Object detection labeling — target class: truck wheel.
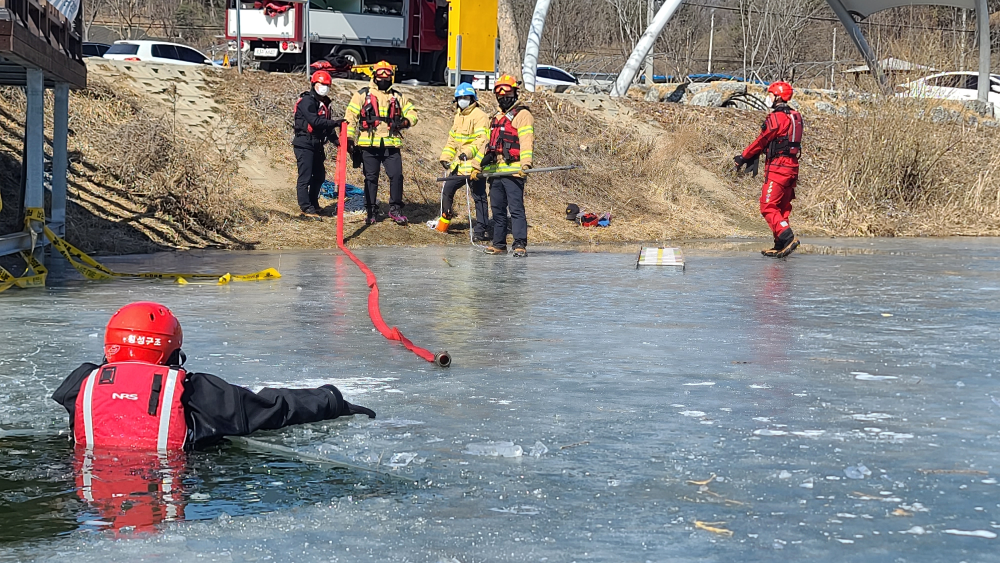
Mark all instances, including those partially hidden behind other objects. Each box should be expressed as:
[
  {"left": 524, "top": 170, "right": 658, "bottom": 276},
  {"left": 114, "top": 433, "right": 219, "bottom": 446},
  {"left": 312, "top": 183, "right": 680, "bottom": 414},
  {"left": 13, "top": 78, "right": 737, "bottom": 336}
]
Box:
[
  {"left": 336, "top": 48, "right": 365, "bottom": 66},
  {"left": 433, "top": 53, "right": 447, "bottom": 85}
]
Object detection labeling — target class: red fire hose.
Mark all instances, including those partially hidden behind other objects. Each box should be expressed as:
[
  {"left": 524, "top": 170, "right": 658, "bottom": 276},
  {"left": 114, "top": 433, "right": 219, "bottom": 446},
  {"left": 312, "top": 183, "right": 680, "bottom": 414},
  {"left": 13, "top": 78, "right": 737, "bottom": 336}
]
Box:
[{"left": 333, "top": 123, "right": 451, "bottom": 367}]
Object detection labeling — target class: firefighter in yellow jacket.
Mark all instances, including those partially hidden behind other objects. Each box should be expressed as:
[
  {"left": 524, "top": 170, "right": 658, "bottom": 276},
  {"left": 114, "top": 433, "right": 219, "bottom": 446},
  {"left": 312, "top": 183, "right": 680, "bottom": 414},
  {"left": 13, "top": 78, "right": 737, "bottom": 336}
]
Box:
[
  {"left": 436, "top": 82, "right": 490, "bottom": 240},
  {"left": 474, "top": 74, "right": 533, "bottom": 257},
  {"left": 345, "top": 61, "right": 418, "bottom": 225}
]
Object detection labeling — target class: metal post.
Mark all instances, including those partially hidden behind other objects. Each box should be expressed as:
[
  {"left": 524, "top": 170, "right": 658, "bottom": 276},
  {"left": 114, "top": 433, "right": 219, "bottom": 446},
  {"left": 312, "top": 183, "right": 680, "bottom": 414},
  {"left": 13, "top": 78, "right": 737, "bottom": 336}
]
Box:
[
  {"left": 25, "top": 69, "right": 44, "bottom": 217},
  {"left": 612, "top": 0, "right": 684, "bottom": 97},
  {"left": 826, "top": 0, "right": 887, "bottom": 94},
  {"left": 51, "top": 84, "right": 69, "bottom": 239},
  {"left": 521, "top": 0, "right": 552, "bottom": 92},
  {"left": 455, "top": 34, "right": 462, "bottom": 87},
  {"left": 707, "top": 10, "right": 715, "bottom": 74},
  {"left": 304, "top": 0, "right": 311, "bottom": 72},
  {"left": 236, "top": 0, "right": 243, "bottom": 74},
  {"left": 976, "top": 0, "right": 989, "bottom": 105},
  {"left": 644, "top": 0, "right": 654, "bottom": 86},
  {"left": 831, "top": 27, "right": 836, "bottom": 89}
]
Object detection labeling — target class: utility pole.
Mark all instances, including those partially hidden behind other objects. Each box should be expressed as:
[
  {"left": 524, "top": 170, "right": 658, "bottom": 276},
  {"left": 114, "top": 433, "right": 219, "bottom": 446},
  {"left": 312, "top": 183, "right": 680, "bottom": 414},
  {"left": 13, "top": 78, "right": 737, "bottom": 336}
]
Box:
[
  {"left": 644, "top": 0, "right": 654, "bottom": 85},
  {"left": 235, "top": 0, "right": 243, "bottom": 73},
  {"left": 707, "top": 9, "right": 715, "bottom": 74}
]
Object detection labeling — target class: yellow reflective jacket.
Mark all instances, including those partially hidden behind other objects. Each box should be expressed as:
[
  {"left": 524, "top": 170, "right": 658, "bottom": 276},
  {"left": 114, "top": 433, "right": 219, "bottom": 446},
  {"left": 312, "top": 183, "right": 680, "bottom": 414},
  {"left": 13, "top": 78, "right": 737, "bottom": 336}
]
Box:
[
  {"left": 345, "top": 80, "right": 418, "bottom": 148},
  {"left": 439, "top": 103, "right": 489, "bottom": 175},
  {"left": 477, "top": 103, "right": 534, "bottom": 174}
]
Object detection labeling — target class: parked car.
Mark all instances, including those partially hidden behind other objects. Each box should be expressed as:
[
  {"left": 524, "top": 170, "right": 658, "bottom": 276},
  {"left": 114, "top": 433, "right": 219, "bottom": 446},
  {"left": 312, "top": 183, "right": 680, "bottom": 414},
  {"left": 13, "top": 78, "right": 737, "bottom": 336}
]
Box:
[
  {"left": 82, "top": 42, "right": 111, "bottom": 58},
  {"left": 103, "top": 40, "right": 214, "bottom": 66},
  {"left": 534, "top": 65, "right": 579, "bottom": 87},
  {"left": 897, "top": 71, "right": 1000, "bottom": 113}
]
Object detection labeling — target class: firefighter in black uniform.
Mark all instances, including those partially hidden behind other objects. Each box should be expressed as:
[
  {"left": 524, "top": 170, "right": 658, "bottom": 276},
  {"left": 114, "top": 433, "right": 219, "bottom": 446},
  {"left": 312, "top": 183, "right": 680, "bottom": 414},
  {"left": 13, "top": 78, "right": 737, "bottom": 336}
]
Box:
[{"left": 293, "top": 70, "right": 346, "bottom": 218}]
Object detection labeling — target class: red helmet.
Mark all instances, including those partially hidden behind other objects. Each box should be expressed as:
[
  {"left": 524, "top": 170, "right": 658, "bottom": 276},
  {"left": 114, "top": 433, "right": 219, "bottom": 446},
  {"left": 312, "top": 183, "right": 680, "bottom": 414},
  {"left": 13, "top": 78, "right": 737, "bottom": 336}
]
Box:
[
  {"left": 104, "top": 302, "right": 182, "bottom": 365},
  {"left": 311, "top": 70, "right": 333, "bottom": 85},
  {"left": 767, "top": 81, "right": 794, "bottom": 102}
]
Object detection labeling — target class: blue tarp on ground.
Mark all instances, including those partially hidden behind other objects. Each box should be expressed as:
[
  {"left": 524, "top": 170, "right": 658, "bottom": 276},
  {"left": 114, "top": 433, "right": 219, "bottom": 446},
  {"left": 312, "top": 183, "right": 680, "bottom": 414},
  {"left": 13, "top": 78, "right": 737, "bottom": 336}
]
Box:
[{"left": 320, "top": 181, "right": 365, "bottom": 212}]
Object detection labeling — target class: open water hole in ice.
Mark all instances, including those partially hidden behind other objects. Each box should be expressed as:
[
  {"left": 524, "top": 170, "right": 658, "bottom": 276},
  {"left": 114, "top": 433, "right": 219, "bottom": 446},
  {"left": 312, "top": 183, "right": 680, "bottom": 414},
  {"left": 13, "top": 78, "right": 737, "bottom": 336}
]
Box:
[{"left": 2, "top": 239, "right": 1000, "bottom": 562}]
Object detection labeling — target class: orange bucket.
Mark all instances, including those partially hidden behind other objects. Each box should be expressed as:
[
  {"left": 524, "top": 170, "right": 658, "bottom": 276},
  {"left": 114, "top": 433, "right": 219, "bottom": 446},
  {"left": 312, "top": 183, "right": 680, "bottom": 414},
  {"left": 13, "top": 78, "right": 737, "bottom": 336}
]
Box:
[{"left": 435, "top": 216, "right": 450, "bottom": 233}]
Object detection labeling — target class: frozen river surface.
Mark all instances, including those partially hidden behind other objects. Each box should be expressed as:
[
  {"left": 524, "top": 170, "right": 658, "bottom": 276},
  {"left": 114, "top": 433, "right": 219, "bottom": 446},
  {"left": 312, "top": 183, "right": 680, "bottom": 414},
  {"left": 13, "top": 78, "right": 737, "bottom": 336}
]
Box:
[{"left": 3, "top": 239, "right": 1000, "bottom": 562}]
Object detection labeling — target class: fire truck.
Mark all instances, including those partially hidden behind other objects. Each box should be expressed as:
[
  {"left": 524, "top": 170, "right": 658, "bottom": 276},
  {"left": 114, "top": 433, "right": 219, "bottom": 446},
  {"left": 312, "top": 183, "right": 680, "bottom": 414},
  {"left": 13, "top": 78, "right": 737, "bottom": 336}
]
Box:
[{"left": 226, "top": 0, "right": 450, "bottom": 80}]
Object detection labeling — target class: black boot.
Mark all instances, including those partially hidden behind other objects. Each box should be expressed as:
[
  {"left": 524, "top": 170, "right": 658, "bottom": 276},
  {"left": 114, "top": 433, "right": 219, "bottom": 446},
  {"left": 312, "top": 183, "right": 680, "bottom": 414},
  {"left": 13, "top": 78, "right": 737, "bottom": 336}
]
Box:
[
  {"left": 365, "top": 206, "right": 379, "bottom": 225},
  {"left": 761, "top": 238, "right": 781, "bottom": 257},
  {"left": 774, "top": 228, "right": 800, "bottom": 258}
]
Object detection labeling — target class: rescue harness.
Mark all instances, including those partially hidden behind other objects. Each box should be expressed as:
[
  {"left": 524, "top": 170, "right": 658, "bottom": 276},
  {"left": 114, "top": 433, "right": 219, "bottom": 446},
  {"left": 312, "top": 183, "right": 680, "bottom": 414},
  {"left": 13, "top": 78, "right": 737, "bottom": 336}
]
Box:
[
  {"left": 767, "top": 105, "right": 803, "bottom": 160},
  {"left": 358, "top": 87, "right": 403, "bottom": 135},
  {"left": 486, "top": 107, "right": 524, "bottom": 164}
]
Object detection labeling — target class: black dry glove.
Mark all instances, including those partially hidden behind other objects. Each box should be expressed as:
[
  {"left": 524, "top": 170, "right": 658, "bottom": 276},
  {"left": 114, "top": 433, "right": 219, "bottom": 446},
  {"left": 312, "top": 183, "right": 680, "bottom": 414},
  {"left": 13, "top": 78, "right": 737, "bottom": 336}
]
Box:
[
  {"left": 322, "top": 384, "right": 376, "bottom": 418},
  {"left": 347, "top": 138, "right": 356, "bottom": 154},
  {"left": 733, "top": 154, "right": 747, "bottom": 168},
  {"left": 440, "top": 160, "right": 452, "bottom": 170},
  {"left": 458, "top": 153, "right": 468, "bottom": 161},
  {"left": 345, "top": 401, "right": 376, "bottom": 418}
]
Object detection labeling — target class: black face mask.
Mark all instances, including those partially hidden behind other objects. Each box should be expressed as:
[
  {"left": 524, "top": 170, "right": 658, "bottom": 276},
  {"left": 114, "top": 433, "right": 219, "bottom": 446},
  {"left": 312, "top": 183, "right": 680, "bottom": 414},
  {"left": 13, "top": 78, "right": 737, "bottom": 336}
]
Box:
[
  {"left": 375, "top": 78, "right": 392, "bottom": 91},
  {"left": 497, "top": 95, "right": 517, "bottom": 111}
]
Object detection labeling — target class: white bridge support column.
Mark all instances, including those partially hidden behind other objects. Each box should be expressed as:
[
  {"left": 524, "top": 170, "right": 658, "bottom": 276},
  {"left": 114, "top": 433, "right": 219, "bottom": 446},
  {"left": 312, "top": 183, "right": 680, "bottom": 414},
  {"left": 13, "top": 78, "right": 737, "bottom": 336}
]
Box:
[
  {"left": 521, "top": 0, "right": 552, "bottom": 92},
  {"left": 25, "top": 69, "right": 45, "bottom": 222},
  {"left": 826, "top": 0, "right": 888, "bottom": 93},
  {"left": 976, "top": 0, "right": 990, "bottom": 105},
  {"left": 51, "top": 83, "right": 69, "bottom": 239},
  {"left": 611, "top": 0, "right": 684, "bottom": 98}
]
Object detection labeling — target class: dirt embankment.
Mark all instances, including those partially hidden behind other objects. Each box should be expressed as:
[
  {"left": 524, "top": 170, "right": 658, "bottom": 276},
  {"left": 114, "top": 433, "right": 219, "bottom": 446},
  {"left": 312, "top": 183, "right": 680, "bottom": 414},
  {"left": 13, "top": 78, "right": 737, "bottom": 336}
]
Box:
[{"left": 3, "top": 63, "right": 999, "bottom": 256}]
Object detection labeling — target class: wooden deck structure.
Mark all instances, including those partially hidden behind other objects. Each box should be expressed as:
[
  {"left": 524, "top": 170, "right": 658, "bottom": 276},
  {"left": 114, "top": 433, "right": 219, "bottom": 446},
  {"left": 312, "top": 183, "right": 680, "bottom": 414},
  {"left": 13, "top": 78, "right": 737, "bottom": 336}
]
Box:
[{"left": 0, "top": 0, "right": 86, "bottom": 260}]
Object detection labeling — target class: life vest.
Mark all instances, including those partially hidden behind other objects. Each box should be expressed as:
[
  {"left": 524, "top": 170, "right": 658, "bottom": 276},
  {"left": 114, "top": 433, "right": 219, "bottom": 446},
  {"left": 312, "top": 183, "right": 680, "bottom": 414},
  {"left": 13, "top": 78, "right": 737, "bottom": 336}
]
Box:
[
  {"left": 293, "top": 91, "right": 330, "bottom": 137},
  {"left": 358, "top": 87, "right": 402, "bottom": 134},
  {"left": 767, "top": 106, "right": 803, "bottom": 159},
  {"left": 487, "top": 107, "right": 523, "bottom": 164},
  {"left": 73, "top": 361, "right": 187, "bottom": 451}
]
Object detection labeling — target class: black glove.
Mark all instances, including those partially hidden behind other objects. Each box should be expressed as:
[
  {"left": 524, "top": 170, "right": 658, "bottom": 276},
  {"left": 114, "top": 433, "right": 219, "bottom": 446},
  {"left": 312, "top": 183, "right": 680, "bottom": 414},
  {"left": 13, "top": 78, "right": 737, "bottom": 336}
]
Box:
[
  {"left": 346, "top": 401, "right": 376, "bottom": 418},
  {"left": 458, "top": 153, "right": 468, "bottom": 161},
  {"left": 733, "top": 155, "right": 746, "bottom": 168},
  {"left": 347, "top": 139, "right": 356, "bottom": 153},
  {"left": 440, "top": 160, "right": 452, "bottom": 170}
]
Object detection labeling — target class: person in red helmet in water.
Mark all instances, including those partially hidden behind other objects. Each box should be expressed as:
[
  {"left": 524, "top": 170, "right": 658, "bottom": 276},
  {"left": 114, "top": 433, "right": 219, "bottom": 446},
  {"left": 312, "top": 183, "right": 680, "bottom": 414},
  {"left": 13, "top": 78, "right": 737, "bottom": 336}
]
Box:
[
  {"left": 51, "top": 302, "right": 375, "bottom": 451},
  {"left": 735, "top": 81, "right": 803, "bottom": 258}
]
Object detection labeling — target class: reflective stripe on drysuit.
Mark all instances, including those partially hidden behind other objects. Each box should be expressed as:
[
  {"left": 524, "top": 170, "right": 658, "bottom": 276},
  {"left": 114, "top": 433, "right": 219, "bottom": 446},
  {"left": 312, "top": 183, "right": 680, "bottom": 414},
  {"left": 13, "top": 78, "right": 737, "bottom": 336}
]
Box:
[
  {"left": 345, "top": 81, "right": 418, "bottom": 148},
  {"left": 741, "top": 104, "right": 803, "bottom": 237},
  {"left": 477, "top": 104, "right": 534, "bottom": 174},
  {"left": 73, "top": 361, "right": 187, "bottom": 451},
  {"left": 440, "top": 103, "right": 489, "bottom": 175}
]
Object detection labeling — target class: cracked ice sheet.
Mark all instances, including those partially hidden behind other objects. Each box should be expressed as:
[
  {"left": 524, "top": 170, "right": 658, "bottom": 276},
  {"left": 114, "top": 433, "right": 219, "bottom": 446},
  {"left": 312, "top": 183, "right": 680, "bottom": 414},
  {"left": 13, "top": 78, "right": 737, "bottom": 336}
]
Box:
[{"left": 4, "top": 241, "right": 1000, "bottom": 561}]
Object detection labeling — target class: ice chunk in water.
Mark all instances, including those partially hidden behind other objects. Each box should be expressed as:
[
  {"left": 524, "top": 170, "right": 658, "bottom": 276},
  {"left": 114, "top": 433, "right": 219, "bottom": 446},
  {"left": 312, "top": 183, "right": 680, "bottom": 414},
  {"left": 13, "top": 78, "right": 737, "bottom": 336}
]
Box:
[
  {"left": 386, "top": 452, "right": 418, "bottom": 468},
  {"left": 464, "top": 442, "right": 523, "bottom": 457},
  {"left": 529, "top": 441, "right": 548, "bottom": 458},
  {"left": 844, "top": 465, "right": 871, "bottom": 480}
]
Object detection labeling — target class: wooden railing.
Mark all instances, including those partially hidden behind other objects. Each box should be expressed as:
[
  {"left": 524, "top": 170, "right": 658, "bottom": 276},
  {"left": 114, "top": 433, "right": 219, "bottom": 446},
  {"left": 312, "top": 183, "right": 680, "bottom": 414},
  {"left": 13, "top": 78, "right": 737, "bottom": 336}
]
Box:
[{"left": 0, "top": 0, "right": 83, "bottom": 62}]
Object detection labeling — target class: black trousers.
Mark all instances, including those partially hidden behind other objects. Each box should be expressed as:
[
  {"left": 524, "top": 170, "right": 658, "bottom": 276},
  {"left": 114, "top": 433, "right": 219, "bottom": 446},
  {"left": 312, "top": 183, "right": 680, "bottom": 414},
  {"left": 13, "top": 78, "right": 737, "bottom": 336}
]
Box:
[
  {"left": 490, "top": 176, "right": 527, "bottom": 249},
  {"left": 293, "top": 139, "right": 325, "bottom": 211},
  {"left": 361, "top": 146, "right": 404, "bottom": 211},
  {"left": 442, "top": 173, "right": 489, "bottom": 238}
]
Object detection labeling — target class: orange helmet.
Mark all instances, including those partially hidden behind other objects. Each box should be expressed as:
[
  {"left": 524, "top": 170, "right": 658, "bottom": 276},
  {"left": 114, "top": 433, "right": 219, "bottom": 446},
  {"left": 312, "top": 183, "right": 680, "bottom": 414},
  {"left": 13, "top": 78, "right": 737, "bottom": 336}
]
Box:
[
  {"left": 311, "top": 70, "right": 333, "bottom": 85},
  {"left": 372, "top": 60, "right": 394, "bottom": 79},
  {"left": 104, "top": 302, "right": 183, "bottom": 365},
  {"left": 767, "top": 81, "right": 794, "bottom": 102},
  {"left": 493, "top": 74, "right": 519, "bottom": 96}
]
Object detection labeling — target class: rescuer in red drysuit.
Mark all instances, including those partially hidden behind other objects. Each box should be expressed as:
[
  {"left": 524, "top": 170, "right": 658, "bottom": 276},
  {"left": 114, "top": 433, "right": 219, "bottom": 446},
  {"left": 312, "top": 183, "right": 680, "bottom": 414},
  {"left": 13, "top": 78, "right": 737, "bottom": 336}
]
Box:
[
  {"left": 52, "top": 301, "right": 376, "bottom": 452},
  {"left": 734, "top": 81, "right": 803, "bottom": 258}
]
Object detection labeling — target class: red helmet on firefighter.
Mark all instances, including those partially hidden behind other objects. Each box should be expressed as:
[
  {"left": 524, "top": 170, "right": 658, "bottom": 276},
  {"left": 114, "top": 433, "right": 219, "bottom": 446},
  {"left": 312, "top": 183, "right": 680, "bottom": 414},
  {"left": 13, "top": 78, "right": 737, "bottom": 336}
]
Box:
[
  {"left": 493, "top": 74, "right": 519, "bottom": 96},
  {"left": 311, "top": 70, "right": 333, "bottom": 85},
  {"left": 767, "top": 81, "right": 794, "bottom": 102},
  {"left": 104, "top": 302, "right": 182, "bottom": 365}
]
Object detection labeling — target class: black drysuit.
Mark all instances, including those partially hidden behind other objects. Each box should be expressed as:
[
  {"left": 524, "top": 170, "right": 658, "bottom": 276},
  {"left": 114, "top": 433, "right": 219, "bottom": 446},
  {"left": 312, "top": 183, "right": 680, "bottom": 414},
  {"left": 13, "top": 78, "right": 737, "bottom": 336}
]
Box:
[
  {"left": 293, "top": 90, "right": 344, "bottom": 212},
  {"left": 52, "top": 362, "right": 374, "bottom": 450}
]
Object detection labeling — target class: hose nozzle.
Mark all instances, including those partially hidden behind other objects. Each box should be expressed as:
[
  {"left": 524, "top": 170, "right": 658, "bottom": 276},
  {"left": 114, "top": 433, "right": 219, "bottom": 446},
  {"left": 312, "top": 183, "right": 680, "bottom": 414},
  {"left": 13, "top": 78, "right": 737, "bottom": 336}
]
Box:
[{"left": 434, "top": 351, "right": 452, "bottom": 368}]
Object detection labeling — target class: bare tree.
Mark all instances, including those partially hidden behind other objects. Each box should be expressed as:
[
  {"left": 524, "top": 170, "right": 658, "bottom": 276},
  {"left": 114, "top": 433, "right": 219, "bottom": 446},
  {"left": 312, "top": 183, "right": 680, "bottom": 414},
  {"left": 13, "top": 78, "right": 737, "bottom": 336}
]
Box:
[{"left": 498, "top": 0, "right": 523, "bottom": 78}]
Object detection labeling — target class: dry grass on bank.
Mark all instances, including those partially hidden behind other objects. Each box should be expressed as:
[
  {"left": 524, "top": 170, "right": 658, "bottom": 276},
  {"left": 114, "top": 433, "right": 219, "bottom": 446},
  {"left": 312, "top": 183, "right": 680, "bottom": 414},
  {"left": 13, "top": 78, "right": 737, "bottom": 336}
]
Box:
[{"left": 0, "top": 79, "right": 256, "bottom": 255}]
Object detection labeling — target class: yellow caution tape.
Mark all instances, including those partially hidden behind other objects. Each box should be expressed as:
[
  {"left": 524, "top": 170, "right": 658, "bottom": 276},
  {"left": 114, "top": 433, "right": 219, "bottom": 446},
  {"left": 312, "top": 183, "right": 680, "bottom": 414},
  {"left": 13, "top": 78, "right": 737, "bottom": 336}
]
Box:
[{"left": 0, "top": 208, "right": 281, "bottom": 292}]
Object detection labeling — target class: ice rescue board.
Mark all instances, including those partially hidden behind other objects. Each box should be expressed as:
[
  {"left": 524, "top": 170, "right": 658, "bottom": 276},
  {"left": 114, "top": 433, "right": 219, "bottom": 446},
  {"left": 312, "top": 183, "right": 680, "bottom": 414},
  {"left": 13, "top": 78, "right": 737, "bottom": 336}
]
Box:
[{"left": 636, "top": 247, "right": 684, "bottom": 269}]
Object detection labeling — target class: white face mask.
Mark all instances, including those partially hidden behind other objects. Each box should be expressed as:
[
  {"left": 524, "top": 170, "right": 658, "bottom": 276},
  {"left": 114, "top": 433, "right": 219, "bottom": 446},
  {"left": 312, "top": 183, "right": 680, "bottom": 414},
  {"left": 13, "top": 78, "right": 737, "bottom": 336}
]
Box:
[
  {"left": 315, "top": 84, "right": 330, "bottom": 97},
  {"left": 457, "top": 98, "right": 472, "bottom": 109},
  {"left": 765, "top": 93, "right": 775, "bottom": 108}
]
